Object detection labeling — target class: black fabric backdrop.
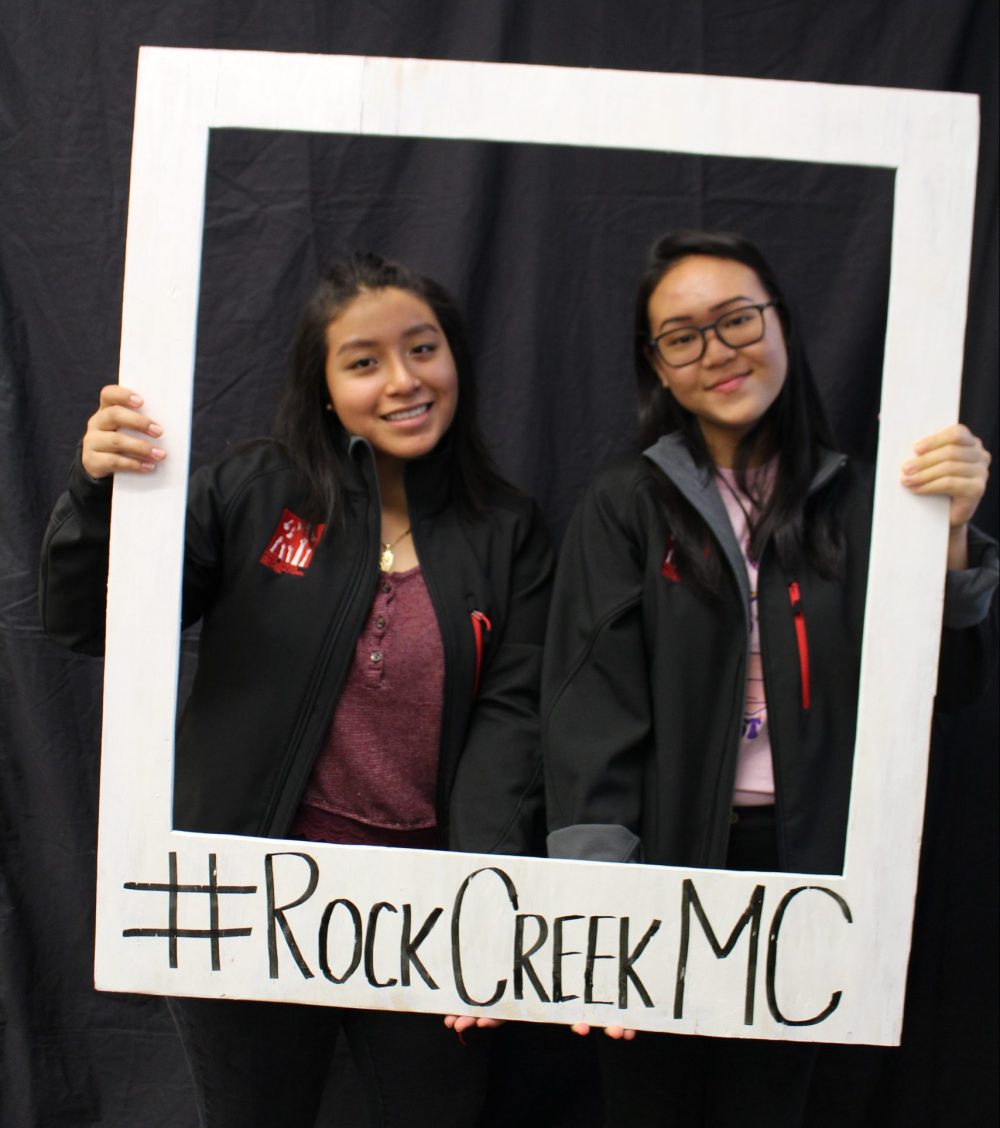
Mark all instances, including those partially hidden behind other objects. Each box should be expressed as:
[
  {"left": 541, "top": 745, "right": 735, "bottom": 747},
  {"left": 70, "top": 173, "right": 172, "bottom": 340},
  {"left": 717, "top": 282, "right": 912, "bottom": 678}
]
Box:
[{"left": 1, "top": 2, "right": 996, "bottom": 1125}]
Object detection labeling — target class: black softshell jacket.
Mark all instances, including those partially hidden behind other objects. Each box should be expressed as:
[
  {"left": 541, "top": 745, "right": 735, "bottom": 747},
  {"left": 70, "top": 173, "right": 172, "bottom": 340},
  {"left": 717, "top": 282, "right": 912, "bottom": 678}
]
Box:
[
  {"left": 543, "top": 433, "right": 998, "bottom": 875},
  {"left": 40, "top": 439, "right": 554, "bottom": 854}
]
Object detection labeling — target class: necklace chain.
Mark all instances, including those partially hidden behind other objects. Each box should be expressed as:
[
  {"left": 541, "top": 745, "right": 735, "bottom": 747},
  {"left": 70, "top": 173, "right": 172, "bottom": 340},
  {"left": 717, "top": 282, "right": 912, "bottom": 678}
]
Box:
[
  {"left": 379, "top": 527, "right": 412, "bottom": 573},
  {"left": 716, "top": 472, "right": 756, "bottom": 526},
  {"left": 716, "top": 471, "right": 759, "bottom": 562}
]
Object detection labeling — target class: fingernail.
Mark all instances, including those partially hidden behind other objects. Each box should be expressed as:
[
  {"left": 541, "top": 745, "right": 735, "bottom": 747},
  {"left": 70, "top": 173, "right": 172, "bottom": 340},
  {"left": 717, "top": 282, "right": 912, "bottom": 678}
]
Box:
[
  {"left": 902, "top": 461, "right": 916, "bottom": 474},
  {"left": 148, "top": 423, "right": 163, "bottom": 436},
  {"left": 139, "top": 461, "right": 156, "bottom": 472},
  {"left": 150, "top": 447, "right": 166, "bottom": 459},
  {"left": 128, "top": 394, "right": 143, "bottom": 406}
]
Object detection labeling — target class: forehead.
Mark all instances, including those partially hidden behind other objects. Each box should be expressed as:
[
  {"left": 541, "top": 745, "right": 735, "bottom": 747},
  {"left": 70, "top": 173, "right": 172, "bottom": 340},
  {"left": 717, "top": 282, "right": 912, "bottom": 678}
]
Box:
[
  {"left": 326, "top": 286, "right": 439, "bottom": 342},
  {"left": 649, "top": 256, "right": 768, "bottom": 316}
]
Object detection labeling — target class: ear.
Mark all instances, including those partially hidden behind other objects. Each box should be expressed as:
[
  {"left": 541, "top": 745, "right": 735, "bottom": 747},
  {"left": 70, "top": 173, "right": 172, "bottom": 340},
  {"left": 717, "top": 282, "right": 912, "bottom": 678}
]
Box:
[{"left": 646, "top": 346, "right": 671, "bottom": 391}]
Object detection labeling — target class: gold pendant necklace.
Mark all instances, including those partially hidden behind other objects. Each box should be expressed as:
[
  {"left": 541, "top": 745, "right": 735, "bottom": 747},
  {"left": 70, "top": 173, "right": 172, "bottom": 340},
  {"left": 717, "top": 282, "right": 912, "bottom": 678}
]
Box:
[{"left": 379, "top": 527, "right": 412, "bottom": 573}]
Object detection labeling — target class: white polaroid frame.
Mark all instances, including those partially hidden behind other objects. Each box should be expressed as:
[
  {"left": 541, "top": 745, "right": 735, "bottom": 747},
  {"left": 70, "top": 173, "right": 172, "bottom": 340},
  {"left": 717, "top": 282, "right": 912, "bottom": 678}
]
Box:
[{"left": 97, "top": 48, "right": 979, "bottom": 1045}]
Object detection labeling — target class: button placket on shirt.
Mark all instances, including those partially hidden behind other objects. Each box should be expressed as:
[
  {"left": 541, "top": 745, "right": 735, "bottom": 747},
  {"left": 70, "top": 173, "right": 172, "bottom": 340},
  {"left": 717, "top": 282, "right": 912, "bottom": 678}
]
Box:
[{"left": 366, "top": 579, "right": 394, "bottom": 683}]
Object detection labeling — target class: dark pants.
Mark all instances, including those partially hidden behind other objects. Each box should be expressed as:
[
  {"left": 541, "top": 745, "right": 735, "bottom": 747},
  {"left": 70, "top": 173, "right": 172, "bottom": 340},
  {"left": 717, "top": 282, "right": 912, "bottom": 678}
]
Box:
[
  {"left": 598, "top": 1024, "right": 817, "bottom": 1128},
  {"left": 168, "top": 996, "right": 491, "bottom": 1128},
  {"left": 598, "top": 807, "right": 818, "bottom": 1128}
]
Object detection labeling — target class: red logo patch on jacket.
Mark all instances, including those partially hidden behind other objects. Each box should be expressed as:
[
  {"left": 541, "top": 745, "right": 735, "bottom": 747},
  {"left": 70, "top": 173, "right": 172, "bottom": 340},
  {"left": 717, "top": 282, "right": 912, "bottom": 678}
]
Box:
[{"left": 260, "top": 509, "right": 325, "bottom": 576}]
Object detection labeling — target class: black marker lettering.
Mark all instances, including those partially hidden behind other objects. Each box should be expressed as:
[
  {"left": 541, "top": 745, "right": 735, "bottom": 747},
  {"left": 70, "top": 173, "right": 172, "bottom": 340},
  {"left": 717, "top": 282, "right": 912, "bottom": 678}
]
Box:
[
  {"left": 674, "top": 879, "right": 763, "bottom": 1023},
  {"left": 318, "top": 898, "right": 362, "bottom": 985},
  {"left": 400, "top": 904, "right": 443, "bottom": 989},
  {"left": 451, "top": 867, "right": 518, "bottom": 1007},
  {"left": 513, "top": 914, "right": 550, "bottom": 1002},
  {"left": 766, "top": 886, "right": 853, "bottom": 1026},
  {"left": 264, "top": 852, "right": 318, "bottom": 980},
  {"left": 619, "top": 917, "right": 661, "bottom": 1009},
  {"left": 364, "top": 901, "right": 399, "bottom": 988},
  {"left": 553, "top": 915, "right": 585, "bottom": 1003},
  {"left": 584, "top": 915, "right": 615, "bottom": 1006}
]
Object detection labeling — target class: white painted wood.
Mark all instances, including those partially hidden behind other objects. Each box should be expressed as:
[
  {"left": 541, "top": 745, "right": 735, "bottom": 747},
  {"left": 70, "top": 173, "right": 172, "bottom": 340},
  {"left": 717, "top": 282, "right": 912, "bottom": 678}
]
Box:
[{"left": 95, "top": 48, "right": 979, "bottom": 1045}]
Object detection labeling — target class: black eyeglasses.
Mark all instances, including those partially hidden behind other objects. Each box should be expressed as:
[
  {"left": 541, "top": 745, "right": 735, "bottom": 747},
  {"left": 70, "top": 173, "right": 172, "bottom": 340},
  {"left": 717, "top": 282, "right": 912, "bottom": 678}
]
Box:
[{"left": 649, "top": 302, "right": 777, "bottom": 368}]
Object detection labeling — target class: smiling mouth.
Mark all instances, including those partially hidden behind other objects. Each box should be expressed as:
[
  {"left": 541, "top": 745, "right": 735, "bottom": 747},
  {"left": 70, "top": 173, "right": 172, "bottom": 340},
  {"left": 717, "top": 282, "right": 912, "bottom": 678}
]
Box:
[
  {"left": 383, "top": 403, "right": 431, "bottom": 422},
  {"left": 708, "top": 372, "right": 750, "bottom": 393}
]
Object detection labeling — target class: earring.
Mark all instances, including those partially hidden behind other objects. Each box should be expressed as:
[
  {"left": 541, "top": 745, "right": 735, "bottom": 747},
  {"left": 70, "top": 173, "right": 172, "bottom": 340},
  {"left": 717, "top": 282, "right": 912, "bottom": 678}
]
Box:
[{"left": 325, "top": 403, "right": 334, "bottom": 412}]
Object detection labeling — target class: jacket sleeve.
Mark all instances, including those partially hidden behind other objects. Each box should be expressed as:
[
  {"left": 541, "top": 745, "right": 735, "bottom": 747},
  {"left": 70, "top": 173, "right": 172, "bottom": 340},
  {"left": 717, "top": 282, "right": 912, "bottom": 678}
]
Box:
[
  {"left": 39, "top": 450, "right": 226, "bottom": 656},
  {"left": 38, "top": 450, "right": 115, "bottom": 656},
  {"left": 447, "top": 501, "right": 554, "bottom": 858},
  {"left": 541, "top": 471, "right": 651, "bottom": 864},
  {"left": 936, "top": 524, "right": 999, "bottom": 709}
]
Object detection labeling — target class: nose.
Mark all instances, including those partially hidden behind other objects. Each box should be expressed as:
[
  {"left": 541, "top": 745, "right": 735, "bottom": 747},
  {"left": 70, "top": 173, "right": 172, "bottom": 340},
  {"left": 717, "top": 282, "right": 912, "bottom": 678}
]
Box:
[
  {"left": 701, "top": 326, "right": 737, "bottom": 365},
  {"left": 386, "top": 352, "right": 421, "bottom": 393}
]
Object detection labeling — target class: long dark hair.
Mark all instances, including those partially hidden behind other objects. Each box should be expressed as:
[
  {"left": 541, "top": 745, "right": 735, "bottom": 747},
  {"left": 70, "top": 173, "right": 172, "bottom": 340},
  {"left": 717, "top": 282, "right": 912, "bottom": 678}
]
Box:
[
  {"left": 634, "top": 230, "right": 843, "bottom": 586},
  {"left": 273, "top": 252, "right": 507, "bottom": 523}
]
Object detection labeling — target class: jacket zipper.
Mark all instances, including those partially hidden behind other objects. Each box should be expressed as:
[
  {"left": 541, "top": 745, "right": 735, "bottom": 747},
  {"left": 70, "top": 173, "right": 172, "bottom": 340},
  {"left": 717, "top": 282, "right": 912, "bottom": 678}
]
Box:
[
  {"left": 260, "top": 531, "right": 377, "bottom": 835},
  {"left": 412, "top": 521, "right": 468, "bottom": 845},
  {"left": 470, "top": 610, "right": 492, "bottom": 698},
  {"left": 787, "top": 580, "right": 811, "bottom": 710},
  {"left": 259, "top": 447, "right": 383, "bottom": 836}
]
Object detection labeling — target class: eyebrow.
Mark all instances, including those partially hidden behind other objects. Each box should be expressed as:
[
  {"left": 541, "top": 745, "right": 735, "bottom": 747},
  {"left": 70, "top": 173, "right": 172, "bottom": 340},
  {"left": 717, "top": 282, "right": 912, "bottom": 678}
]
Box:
[
  {"left": 654, "top": 295, "right": 757, "bottom": 330},
  {"left": 335, "top": 322, "right": 439, "bottom": 357}
]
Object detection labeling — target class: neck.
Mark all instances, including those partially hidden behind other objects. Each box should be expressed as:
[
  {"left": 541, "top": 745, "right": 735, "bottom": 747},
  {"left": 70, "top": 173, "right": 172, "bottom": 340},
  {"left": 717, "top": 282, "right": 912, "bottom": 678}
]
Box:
[
  {"left": 701, "top": 428, "right": 739, "bottom": 469},
  {"left": 700, "top": 424, "right": 772, "bottom": 471},
  {"left": 375, "top": 455, "right": 409, "bottom": 521}
]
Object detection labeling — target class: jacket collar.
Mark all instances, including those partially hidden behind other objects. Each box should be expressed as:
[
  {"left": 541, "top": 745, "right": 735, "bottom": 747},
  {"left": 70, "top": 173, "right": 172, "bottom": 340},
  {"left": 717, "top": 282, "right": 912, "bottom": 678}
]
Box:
[
  {"left": 642, "top": 433, "right": 751, "bottom": 611},
  {"left": 642, "top": 432, "right": 846, "bottom": 495},
  {"left": 641, "top": 432, "right": 847, "bottom": 612},
  {"left": 347, "top": 433, "right": 454, "bottom": 519}
]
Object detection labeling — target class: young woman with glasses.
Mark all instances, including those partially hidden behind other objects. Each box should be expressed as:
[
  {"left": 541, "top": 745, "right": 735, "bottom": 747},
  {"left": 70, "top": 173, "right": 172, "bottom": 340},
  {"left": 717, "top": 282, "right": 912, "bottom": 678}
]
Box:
[{"left": 541, "top": 230, "right": 996, "bottom": 1127}]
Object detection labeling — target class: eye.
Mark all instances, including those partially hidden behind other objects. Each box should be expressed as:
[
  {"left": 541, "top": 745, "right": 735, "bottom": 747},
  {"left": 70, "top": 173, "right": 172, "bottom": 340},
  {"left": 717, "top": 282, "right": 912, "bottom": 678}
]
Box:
[
  {"left": 347, "top": 355, "right": 377, "bottom": 371},
  {"left": 665, "top": 329, "right": 698, "bottom": 348},
  {"left": 410, "top": 339, "right": 438, "bottom": 357},
  {"left": 721, "top": 309, "right": 756, "bottom": 329}
]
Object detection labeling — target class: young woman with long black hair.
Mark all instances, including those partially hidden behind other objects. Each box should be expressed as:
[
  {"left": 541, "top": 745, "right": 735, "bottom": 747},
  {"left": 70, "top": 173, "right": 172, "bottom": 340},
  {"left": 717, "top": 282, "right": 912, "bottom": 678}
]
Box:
[
  {"left": 40, "top": 253, "right": 553, "bottom": 1128},
  {"left": 541, "top": 230, "right": 996, "bottom": 1127}
]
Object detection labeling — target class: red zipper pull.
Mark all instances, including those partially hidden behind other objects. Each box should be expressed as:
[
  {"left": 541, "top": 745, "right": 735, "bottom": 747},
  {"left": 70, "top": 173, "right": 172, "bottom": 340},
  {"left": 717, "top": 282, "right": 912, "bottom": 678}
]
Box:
[
  {"left": 787, "top": 581, "right": 811, "bottom": 710},
  {"left": 470, "top": 610, "right": 492, "bottom": 698},
  {"left": 661, "top": 533, "right": 680, "bottom": 581}
]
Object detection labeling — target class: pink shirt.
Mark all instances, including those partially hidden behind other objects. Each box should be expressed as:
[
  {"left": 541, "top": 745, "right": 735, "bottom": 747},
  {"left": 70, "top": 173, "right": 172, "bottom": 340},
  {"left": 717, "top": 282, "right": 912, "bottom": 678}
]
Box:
[
  {"left": 290, "top": 566, "right": 444, "bottom": 847},
  {"left": 716, "top": 466, "right": 775, "bottom": 807}
]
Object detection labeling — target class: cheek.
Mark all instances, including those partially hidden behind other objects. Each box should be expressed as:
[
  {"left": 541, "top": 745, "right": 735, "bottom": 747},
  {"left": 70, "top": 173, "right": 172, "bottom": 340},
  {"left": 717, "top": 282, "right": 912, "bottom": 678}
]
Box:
[
  {"left": 662, "top": 368, "right": 696, "bottom": 399},
  {"left": 439, "top": 368, "right": 460, "bottom": 425},
  {"left": 770, "top": 343, "right": 790, "bottom": 391},
  {"left": 751, "top": 333, "right": 788, "bottom": 393},
  {"left": 327, "top": 380, "right": 369, "bottom": 427},
  {"left": 766, "top": 321, "right": 789, "bottom": 375}
]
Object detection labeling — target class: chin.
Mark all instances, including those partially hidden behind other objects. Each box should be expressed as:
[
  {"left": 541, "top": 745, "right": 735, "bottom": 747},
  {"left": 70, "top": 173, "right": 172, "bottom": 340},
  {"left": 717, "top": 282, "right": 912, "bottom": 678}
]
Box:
[{"left": 392, "top": 438, "right": 442, "bottom": 462}]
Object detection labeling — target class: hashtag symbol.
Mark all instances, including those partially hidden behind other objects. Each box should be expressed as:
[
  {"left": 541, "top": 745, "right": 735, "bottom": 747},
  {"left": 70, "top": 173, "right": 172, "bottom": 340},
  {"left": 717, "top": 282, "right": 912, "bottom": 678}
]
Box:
[{"left": 123, "top": 852, "right": 257, "bottom": 970}]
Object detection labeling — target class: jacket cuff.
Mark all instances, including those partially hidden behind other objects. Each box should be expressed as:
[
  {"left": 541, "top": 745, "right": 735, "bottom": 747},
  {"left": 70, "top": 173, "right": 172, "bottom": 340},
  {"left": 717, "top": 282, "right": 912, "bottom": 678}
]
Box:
[
  {"left": 68, "top": 443, "right": 114, "bottom": 502},
  {"left": 547, "top": 824, "right": 641, "bottom": 863},
  {"left": 943, "top": 530, "right": 998, "bottom": 630}
]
